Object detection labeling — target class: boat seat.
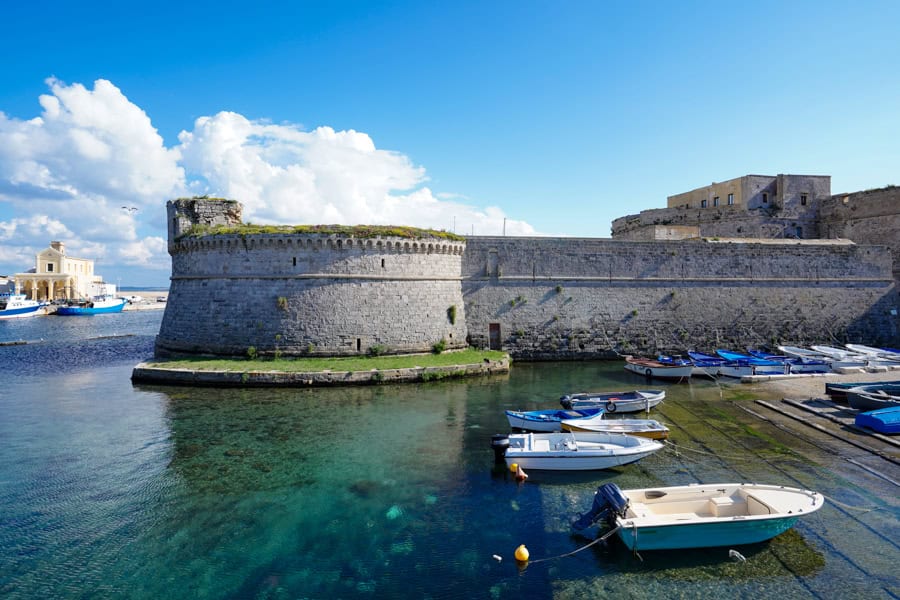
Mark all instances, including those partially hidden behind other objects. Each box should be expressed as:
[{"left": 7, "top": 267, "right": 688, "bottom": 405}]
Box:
[
  {"left": 628, "top": 502, "right": 651, "bottom": 518},
  {"left": 708, "top": 496, "right": 747, "bottom": 517}
]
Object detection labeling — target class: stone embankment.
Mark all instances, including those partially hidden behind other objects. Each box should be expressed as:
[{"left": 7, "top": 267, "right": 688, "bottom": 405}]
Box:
[{"left": 131, "top": 356, "right": 510, "bottom": 387}]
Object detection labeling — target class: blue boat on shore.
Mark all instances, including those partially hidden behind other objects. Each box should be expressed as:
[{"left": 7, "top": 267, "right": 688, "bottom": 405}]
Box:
[
  {"left": 573, "top": 482, "right": 824, "bottom": 551},
  {"left": 56, "top": 295, "right": 126, "bottom": 315},
  {"left": 855, "top": 406, "right": 900, "bottom": 434}
]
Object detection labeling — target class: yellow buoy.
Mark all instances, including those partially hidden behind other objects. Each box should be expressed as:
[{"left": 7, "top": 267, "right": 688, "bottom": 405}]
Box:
[
  {"left": 514, "top": 544, "right": 530, "bottom": 562},
  {"left": 509, "top": 462, "right": 518, "bottom": 473}
]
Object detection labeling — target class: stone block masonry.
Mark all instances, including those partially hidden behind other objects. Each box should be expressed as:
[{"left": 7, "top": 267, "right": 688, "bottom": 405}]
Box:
[
  {"left": 159, "top": 198, "right": 899, "bottom": 360},
  {"left": 462, "top": 237, "right": 899, "bottom": 358},
  {"left": 157, "top": 199, "right": 468, "bottom": 357}
]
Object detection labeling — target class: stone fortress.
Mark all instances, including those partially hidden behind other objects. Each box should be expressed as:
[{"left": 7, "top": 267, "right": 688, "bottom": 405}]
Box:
[{"left": 157, "top": 175, "right": 900, "bottom": 360}]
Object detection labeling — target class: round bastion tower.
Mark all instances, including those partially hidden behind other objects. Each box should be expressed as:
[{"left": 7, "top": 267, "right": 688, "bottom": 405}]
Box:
[{"left": 156, "top": 198, "right": 469, "bottom": 357}]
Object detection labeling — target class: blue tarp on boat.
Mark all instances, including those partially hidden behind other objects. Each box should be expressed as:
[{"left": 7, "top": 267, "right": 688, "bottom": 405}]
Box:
[{"left": 855, "top": 406, "right": 900, "bottom": 434}]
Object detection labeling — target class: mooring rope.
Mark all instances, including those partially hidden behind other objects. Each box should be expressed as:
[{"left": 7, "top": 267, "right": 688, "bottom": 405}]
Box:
[
  {"left": 663, "top": 439, "right": 755, "bottom": 462},
  {"left": 524, "top": 525, "right": 622, "bottom": 566}
]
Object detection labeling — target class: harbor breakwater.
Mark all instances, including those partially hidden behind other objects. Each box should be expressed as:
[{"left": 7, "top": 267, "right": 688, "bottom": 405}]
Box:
[{"left": 156, "top": 199, "right": 899, "bottom": 359}]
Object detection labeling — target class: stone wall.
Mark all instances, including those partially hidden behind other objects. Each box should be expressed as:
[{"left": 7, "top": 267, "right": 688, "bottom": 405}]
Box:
[
  {"left": 462, "top": 237, "right": 899, "bottom": 358},
  {"left": 821, "top": 186, "right": 900, "bottom": 283},
  {"left": 159, "top": 199, "right": 900, "bottom": 361},
  {"left": 157, "top": 200, "right": 468, "bottom": 357}
]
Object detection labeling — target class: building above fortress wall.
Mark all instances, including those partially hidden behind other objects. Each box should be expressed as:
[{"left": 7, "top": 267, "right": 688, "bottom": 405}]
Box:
[
  {"left": 462, "top": 236, "right": 899, "bottom": 358},
  {"left": 158, "top": 199, "right": 468, "bottom": 357},
  {"left": 821, "top": 186, "right": 900, "bottom": 283},
  {"left": 617, "top": 174, "right": 830, "bottom": 240}
]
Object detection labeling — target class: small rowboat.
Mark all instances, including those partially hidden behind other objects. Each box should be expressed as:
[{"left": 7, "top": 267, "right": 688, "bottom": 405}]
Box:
[
  {"left": 855, "top": 406, "right": 900, "bottom": 434},
  {"left": 845, "top": 384, "right": 900, "bottom": 411},
  {"left": 572, "top": 482, "right": 824, "bottom": 550},
  {"left": 494, "top": 432, "right": 663, "bottom": 471},
  {"left": 505, "top": 407, "right": 604, "bottom": 432},
  {"left": 623, "top": 356, "right": 693, "bottom": 381},
  {"left": 561, "top": 412, "right": 670, "bottom": 439},
  {"left": 559, "top": 390, "right": 665, "bottom": 413}
]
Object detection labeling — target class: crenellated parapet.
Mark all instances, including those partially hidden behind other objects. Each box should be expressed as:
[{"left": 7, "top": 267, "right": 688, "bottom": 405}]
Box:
[{"left": 158, "top": 198, "right": 468, "bottom": 358}]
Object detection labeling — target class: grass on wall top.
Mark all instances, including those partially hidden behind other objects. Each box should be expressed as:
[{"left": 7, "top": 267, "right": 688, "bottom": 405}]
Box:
[{"left": 180, "top": 223, "right": 465, "bottom": 241}]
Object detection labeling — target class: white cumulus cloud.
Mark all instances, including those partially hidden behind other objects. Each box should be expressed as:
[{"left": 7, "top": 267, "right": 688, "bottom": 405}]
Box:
[{"left": 0, "top": 78, "right": 536, "bottom": 282}]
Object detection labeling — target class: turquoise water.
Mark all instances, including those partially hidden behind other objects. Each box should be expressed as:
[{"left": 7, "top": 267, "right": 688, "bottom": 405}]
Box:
[{"left": 1, "top": 313, "right": 898, "bottom": 598}]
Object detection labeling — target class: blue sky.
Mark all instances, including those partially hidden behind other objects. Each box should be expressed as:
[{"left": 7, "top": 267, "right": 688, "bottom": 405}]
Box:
[{"left": 1, "top": 0, "right": 898, "bottom": 287}]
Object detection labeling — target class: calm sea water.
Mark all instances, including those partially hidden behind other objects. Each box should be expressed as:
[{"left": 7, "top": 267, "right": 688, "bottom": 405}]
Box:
[{"left": 1, "top": 312, "right": 898, "bottom": 599}]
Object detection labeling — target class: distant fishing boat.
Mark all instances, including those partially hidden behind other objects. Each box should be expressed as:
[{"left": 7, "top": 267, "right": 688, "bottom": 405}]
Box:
[
  {"left": 0, "top": 294, "right": 43, "bottom": 319},
  {"left": 572, "top": 482, "right": 824, "bottom": 551},
  {"left": 56, "top": 295, "right": 126, "bottom": 316}
]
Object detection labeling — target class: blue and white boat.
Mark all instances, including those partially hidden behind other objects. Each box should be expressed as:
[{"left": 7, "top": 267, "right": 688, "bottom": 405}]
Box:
[
  {"left": 572, "top": 482, "right": 824, "bottom": 551},
  {"left": 56, "top": 295, "right": 126, "bottom": 316},
  {"left": 715, "top": 349, "right": 787, "bottom": 377},
  {"left": 748, "top": 350, "right": 831, "bottom": 374},
  {"left": 687, "top": 351, "right": 727, "bottom": 378},
  {"left": 0, "top": 294, "right": 43, "bottom": 319},
  {"left": 505, "top": 407, "right": 605, "bottom": 432},
  {"left": 854, "top": 406, "right": 900, "bottom": 434}
]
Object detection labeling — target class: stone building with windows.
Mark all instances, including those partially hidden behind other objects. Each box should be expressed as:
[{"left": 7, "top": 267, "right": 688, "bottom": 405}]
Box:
[
  {"left": 12, "top": 241, "right": 115, "bottom": 301},
  {"left": 611, "top": 174, "right": 832, "bottom": 240}
]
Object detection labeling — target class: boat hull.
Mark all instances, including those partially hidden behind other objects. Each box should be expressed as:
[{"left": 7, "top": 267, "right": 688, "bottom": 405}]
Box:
[
  {"left": 503, "top": 432, "right": 663, "bottom": 471},
  {"left": 615, "top": 515, "right": 800, "bottom": 551},
  {"left": 562, "top": 422, "right": 669, "bottom": 439},
  {"left": 855, "top": 406, "right": 900, "bottom": 434},
  {"left": 505, "top": 408, "right": 604, "bottom": 432},
  {"left": 56, "top": 298, "right": 126, "bottom": 315},
  {"left": 560, "top": 390, "right": 665, "bottom": 413},
  {"left": 624, "top": 358, "right": 693, "bottom": 380},
  {"left": 0, "top": 305, "right": 42, "bottom": 319}
]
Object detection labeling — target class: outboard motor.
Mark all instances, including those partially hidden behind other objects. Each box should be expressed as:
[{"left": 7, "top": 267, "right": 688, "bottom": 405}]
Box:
[
  {"left": 560, "top": 395, "right": 573, "bottom": 410},
  {"left": 572, "top": 483, "right": 630, "bottom": 531},
  {"left": 490, "top": 434, "right": 510, "bottom": 464}
]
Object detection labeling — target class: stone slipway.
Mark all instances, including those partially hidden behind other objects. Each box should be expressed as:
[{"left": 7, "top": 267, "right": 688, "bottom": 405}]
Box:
[{"left": 131, "top": 356, "right": 510, "bottom": 387}]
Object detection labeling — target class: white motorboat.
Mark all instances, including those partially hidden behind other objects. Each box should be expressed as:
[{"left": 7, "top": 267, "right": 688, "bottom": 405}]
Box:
[
  {"left": 572, "top": 482, "right": 824, "bottom": 551},
  {"left": 560, "top": 412, "right": 670, "bottom": 439},
  {"left": 494, "top": 431, "right": 663, "bottom": 471}
]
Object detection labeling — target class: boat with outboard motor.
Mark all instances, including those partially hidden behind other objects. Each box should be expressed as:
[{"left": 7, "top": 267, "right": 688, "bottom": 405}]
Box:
[
  {"left": 559, "top": 389, "right": 665, "bottom": 413},
  {"left": 572, "top": 482, "right": 824, "bottom": 550},
  {"left": 491, "top": 431, "right": 663, "bottom": 471},
  {"left": 0, "top": 294, "right": 43, "bottom": 319}
]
